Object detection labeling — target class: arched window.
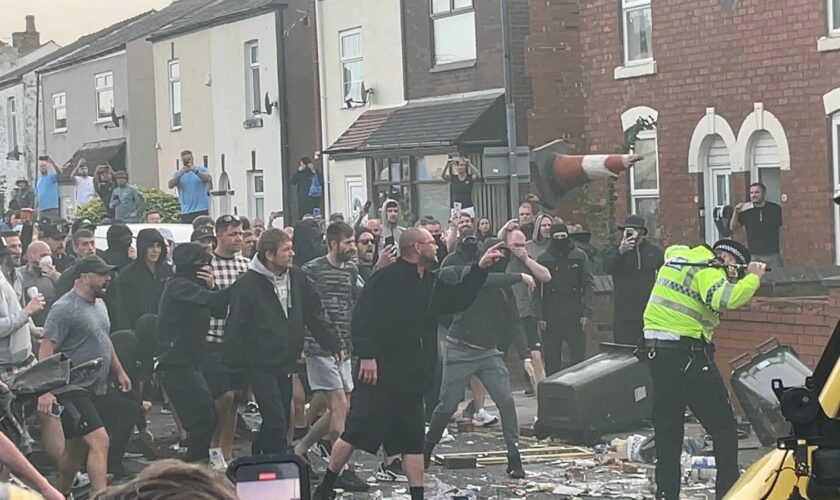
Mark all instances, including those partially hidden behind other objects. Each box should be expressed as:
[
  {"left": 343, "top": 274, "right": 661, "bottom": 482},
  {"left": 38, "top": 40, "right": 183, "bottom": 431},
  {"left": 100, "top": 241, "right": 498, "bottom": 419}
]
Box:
[{"left": 749, "top": 131, "right": 782, "bottom": 205}]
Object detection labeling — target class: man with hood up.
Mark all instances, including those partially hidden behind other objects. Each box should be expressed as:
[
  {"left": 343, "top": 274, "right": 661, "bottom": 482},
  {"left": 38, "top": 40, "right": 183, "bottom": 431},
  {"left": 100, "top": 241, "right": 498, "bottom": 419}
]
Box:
[
  {"left": 380, "top": 199, "right": 405, "bottom": 254},
  {"left": 102, "top": 224, "right": 134, "bottom": 269},
  {"left": 536, "top": 223, "right": 594, "bottom": 375},
  {"left": 292, "top": 217, "right": 326, "bottom": 266},
  {"left": 425, "top": 239, "right": 534, "bottom": 479},
  {"left": 156, "top": 243, "right": 231, "bottom": 463},
  {"left": 114, "top": 229, "right": 173, "bottom": 330}
]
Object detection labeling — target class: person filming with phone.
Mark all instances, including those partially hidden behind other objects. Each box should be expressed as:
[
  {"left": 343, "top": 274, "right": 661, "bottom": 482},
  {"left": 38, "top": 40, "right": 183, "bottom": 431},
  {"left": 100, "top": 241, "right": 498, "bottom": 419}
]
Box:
[
  {"left": 729, "top": 182, "right": 782, "bottom": 268},
  {"left": 602, "top": 215, "right": 664, "bottom": 346},
  {"left": 169, "top": 150, "right": 212, "bottom": 224}
]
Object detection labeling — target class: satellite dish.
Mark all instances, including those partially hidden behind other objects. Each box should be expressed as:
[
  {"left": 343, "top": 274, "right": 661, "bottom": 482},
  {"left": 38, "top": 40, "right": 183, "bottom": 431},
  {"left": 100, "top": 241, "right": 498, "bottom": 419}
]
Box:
[{"left": 110, "top": 109, "right": 123, "bottom": 127}]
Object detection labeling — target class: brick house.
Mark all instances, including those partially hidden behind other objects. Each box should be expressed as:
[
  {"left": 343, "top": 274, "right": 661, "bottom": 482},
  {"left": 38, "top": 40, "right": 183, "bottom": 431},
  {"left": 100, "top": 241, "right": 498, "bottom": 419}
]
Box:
[{"left": 566, "top": 0, "right": 840, "bottom": 265}]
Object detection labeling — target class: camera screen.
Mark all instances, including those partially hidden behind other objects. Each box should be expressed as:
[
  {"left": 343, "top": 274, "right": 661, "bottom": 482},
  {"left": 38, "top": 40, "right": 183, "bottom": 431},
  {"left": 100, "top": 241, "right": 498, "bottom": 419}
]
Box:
[{"left": 235, "top": 463, "right": 302, "bottom": 500}]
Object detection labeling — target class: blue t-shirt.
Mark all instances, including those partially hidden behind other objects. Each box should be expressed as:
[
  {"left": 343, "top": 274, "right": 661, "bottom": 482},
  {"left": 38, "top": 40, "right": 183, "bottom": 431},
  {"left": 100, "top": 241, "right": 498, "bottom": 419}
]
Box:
[
  {"left": 171, "top": 166, "right": 210, "bottom": 214},
  {"left": 35, "top": 173, "right": 59, "bottom": 211}
]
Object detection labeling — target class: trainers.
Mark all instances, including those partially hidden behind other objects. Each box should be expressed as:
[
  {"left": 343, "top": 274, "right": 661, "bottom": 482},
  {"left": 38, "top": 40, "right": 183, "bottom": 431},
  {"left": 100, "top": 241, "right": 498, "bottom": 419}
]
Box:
[
  {"left": 209, "top": 448, "right": 228, "bottom": 471},
  {"left": 374, "top": 458, "right": 408, "bottom": 482},
  {"left": 462, "top": 400, "right": 476, "bottom": 420},
  {"left": 472, "top": 408, "right": 499, "bottom": 427},
  {"left": 507, "top": 452, "right": 526, "bottom": 479},
  {"left": 72, "top": 473, "right": 90, "bottom": 489},
  {"left": 334, "top": 470, "right": 370, "bottom": 492},
  {"left": 245, "top": 401, "right": 259, "bottom": 414},
  {"left": 440, "top": 428, "right": 455, "bottom": 444},
  {"left": 312, "top": 440, "right": 332, "bottom": 462}
]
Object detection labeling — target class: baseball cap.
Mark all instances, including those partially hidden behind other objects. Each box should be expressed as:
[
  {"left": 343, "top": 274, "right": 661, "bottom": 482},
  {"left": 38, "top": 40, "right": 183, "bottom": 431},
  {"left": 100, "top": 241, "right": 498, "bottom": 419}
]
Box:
[
  {"left": 41, "top": 223, "right": 68, "bottom": 239},
  {"left": 191, "top": 226, "right": 216, "bottom": 242},
  {"left": 114, "top": 170, "right": 128, "bottom": 180},
  {"left": 75, "top": 256, "right": 117, "bottom": 276}
]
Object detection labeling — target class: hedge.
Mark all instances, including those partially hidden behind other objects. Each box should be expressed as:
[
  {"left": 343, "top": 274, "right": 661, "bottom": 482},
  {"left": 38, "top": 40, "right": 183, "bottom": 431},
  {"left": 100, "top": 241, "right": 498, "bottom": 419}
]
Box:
[{"left": 75, "top": 188, "right": 181, "bottom": 223}]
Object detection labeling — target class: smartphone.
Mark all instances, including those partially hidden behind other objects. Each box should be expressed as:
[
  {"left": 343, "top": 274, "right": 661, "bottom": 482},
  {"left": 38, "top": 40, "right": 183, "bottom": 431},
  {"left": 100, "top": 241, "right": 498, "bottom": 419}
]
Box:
[
  {"left": 385, "top": 235, "right": 395, "bottom": 247},
  {"left": 624, "top": 228, "right": 637, "bottom": 239},
  {"left": 312, "top": 208, "right": 321, "bottom": 220},
  {"left": 453, "top": 202, "right": 463, "bottom": 216},
  {"left": 363, "top": 200, "right": 373, "bottom": 212},
  {"left": 19, "top": 208, "right": 33, "bottom": 221},
  {"left": 230, "top": 455, "right": 309, "bottom": 500},
  {"left": 740, "top": 202, "right": 754, "bottom": 212}
]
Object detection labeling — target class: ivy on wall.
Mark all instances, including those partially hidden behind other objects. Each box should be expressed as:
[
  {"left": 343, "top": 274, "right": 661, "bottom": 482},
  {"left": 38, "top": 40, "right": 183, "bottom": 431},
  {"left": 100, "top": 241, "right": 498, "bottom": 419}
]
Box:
[{"left": 581, "top": 116, "right": 657, "bottom": 272}]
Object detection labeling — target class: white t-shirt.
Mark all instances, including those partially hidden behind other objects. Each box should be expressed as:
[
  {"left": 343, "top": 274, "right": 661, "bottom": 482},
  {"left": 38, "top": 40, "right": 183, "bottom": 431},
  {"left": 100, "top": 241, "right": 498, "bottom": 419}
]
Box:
[{"left": 74, "top": 176, "right": 96, "bottom": 207}]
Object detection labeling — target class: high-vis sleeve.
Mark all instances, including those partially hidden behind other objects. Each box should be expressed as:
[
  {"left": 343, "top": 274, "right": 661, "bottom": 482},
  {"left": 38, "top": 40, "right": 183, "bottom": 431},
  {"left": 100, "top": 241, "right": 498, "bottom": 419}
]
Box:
[{"left": 696, "top": 270, "right": 760, "bottom": 313}]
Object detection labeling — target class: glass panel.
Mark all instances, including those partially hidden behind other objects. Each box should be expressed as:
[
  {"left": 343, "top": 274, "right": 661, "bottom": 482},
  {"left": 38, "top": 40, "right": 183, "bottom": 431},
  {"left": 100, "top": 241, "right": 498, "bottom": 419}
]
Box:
[
  {"left": 105, "top": 74, "right": 113, "bottom": 87},
  {"left": 172, "top": 81, "right": 182, "bottom": 115},
  {"left": 255, "top": 197, "right": 264, "bottom": 221},
  {"left": 431, "top": 0, "right": 450, "bottom": 14},
  {"left": 714, "top": 172, "right": 730, "bottom": 206},
  {"left": 834, "top": 0, "right": 840, "bottom": 31},
  {"left": 251, "top": 67, "right": 261, "bottom": 113},
  {"left": 97, "top": 89, "right": 114, "bottom": 118},
  {"left": 389, "top": 159, "right": 402, "bottom": 182},
  {"left": 95, "top": 75, "right": 105, "bottom": 88},
  {"left": 625, "top": 6, "right": 652, "bottom": 62},
  {"left": 342, "top": 60, "right": 363, "bottom": 100},
  {"left": 632, "top": 137, "right": 658, "bottom": 191},
  {"left": 169, "top": 61, "right": 179, "bottom": 79},
  {"left": 401, "top": 157, "right": 411, "bottom": 181},
  {"left": 415, "top": 156, "right": 447, "bottom": 181},
  {"left": 417, "top": 183, "right": 450, "bottom": 224},
  {"left": 453, "top": 0, "right": 472, "bottom": 8},
  {"left": 758, "top": 167, "right": 782, "bottom": 205},
  {"left": 250, "top": 44, "right": 259, "bottom": 64},
  {"left": 254, "top": 175, "right": 264, "bottom": 194},
  {"left": 634, "top": 197, "right": 660, "bottom": 241},
  {"left": 340, "top": 32, "right": 361, "bottom": 59},
  {"left": 433, "top": 11, "right": 477, "bottom": 64}
]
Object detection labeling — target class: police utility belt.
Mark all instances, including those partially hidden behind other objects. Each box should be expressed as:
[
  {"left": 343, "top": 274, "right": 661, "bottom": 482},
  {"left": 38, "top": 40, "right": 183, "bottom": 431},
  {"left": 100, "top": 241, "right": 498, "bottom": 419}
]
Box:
[{"left": 637, "top": 337, "right": 716, "bottom": 373}]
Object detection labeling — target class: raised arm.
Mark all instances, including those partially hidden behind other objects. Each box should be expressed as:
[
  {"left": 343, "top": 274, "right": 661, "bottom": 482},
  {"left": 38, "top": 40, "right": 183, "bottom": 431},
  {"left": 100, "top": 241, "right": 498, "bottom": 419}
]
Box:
[
  {"left": 730, "top": 203, "right": 743, "bottom": 233},
  {"left": 441, "top": 160, "right": 452, "bottom": 181}
]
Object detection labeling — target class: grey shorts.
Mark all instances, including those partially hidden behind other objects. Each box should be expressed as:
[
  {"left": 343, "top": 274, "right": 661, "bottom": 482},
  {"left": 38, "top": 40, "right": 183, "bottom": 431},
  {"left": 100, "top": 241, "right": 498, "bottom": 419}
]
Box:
[{"left": 305, "top": 356, "right": 354, "bottom": 393}]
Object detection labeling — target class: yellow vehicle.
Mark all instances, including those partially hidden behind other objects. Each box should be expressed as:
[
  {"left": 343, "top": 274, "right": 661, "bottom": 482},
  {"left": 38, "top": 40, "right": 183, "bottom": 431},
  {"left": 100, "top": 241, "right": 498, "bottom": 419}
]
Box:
[{"left": 725, "top": 321, "right": 840, "bottom": 499}]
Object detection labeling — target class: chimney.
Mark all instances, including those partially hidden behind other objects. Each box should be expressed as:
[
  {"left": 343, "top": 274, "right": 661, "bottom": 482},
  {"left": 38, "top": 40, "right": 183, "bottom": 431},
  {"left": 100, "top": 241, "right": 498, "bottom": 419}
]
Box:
[{"left": 12, "top": 16, "right": 40, "bottom": 56}]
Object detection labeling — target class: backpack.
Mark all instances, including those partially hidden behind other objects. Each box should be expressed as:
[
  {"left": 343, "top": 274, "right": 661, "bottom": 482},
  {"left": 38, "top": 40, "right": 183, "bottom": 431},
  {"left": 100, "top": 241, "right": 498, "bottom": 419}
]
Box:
[{"left": 308, "top": 174, "right": 323, "bottom": 198}]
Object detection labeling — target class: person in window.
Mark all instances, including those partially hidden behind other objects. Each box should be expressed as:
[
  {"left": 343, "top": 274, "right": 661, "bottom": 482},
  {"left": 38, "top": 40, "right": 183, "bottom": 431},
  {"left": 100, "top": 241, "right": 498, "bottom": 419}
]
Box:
[
  {"left": 290, "top": 157, "right": 324, "bottom": 220},
  {"left": 729, "top": 182, "right": 782, "bottom": 268},
  {"left": 441, "top": 156, "right": 480, "bottom": 219},
  {"left": 169, "top": 150, "right": 213, "bottom": 224},
  {"left": 35, "top": 157, "right": 61, "bottom": 222},
  {"left": 94, "top": 164, "right": 117, "bottom": 219}
]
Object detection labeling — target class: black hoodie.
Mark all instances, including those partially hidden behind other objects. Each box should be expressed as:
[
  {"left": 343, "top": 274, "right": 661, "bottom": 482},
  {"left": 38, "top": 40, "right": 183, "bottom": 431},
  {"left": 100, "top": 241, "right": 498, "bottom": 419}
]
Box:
[
  {"left": 102, "top": 224, "right": 134, "bottom": 268},
  {"left": 156, "top": 243, "right": 230, "bottom": 367},
  {"left": 115, "top": 229, "right": 173, "bottom": 329},
  {"left": 292, "top": 219, "right": 325, "bottom": 266}
]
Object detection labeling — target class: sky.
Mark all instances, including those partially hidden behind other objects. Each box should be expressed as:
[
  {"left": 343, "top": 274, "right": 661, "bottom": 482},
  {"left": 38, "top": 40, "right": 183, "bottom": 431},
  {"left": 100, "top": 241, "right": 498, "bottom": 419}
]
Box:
[{"left": 0, "top": 0, "right": 172, "bottom": 47}]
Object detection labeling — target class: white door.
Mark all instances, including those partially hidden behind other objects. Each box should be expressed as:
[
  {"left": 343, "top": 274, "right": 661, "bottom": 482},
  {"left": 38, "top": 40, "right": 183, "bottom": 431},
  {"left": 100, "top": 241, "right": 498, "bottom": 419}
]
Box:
[
  {"left": 752, "top": 131, "right": 782, "bottom": 204},
  {"left": 832, "top": 115, "right": 840, "bottom": 264},
  {"left": 705, "top": 136, "right": 731, "bottom": 242}
]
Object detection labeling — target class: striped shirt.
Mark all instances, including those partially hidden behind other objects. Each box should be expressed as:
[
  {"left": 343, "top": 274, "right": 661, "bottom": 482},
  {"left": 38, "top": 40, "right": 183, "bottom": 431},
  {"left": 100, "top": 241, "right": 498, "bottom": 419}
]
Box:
[
  {"left": 301, "top": 256, "right": 360, "bottom": 356},
  {"left": 206, "top": 253, "right": 250, "bottom": 344}
]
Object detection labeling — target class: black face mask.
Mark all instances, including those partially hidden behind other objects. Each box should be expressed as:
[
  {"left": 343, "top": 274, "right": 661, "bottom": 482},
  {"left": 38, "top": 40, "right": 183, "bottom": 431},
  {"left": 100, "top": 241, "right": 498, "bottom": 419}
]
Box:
[
  {"left": 549, "top": 238, "right": 573, "bottom": 255},
  {"left": 433, "top": 234, "right": 444, "bottom": 246}
]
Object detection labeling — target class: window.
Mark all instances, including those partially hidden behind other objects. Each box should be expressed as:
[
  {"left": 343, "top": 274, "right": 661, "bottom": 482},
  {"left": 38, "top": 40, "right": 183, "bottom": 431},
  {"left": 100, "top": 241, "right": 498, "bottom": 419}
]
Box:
[
  {"left": 52, "top": 93, "right": 66, "bottom": 132},
  {"left": 630, "top": 131, "right": 660, "bottom": 241},
  {"left": 831, "top": 114, "right": 840, "bottom": 263},
  {"left": 168, "top": 60, "right": 181, "bottom": 129},
  {"left": 622, "top": 0, "right": 653, "bottom": 64},
  {"left": 831, "top": 0, "right": 840, "bottom": 34},
  {"left": 339, "top": 29, "right": 363, "bottom": 105},
  {"left": 94, "top": 71, "right": 114, "bottom": 121},
  {"left": 431, "top": 0, "right": 476, "bottom": 65},
  {"left": 6, "top": 97, "right": 17, "bottom": 149},
  {"left": 245, "top": 41, "right": 261, "bottom": 116},
  {"left": 249, "top": 171, "right": 265, "bottom": 220}
]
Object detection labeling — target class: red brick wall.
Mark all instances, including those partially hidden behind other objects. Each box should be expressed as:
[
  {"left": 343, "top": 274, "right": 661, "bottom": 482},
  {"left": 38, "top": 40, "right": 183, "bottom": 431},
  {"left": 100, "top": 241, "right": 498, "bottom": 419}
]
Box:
[{"left": 580, "top": 0, "right": 840, "bottom": 264}]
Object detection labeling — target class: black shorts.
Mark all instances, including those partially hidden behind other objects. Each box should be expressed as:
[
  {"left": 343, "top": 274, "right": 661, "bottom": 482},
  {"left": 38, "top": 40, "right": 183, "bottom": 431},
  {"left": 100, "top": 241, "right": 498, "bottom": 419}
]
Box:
[
  {"left": 57, "top": 390, "right": 105, "bottom": 439},
  {"left": 180, "top": 210, "right": 210, "bottom": 224},
  {"left": 522, "top": 317, "right": 542, "bottom": 351},
  {"left": 341, "top": 382, "right": 425, "bottom": 455},
  {"left": 203, "top": 348, "right": 246, "bottom": 399}
]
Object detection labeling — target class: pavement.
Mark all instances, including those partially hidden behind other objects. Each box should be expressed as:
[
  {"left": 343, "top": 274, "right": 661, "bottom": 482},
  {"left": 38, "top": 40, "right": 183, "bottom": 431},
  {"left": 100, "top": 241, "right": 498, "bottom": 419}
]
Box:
[{"left": 36, "top": 389, "right": 773, "bottom": 500}]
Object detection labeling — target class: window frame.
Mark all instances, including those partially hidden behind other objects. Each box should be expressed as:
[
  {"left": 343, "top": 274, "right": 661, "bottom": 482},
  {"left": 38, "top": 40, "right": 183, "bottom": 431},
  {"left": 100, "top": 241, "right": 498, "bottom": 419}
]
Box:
[
  {"left": 6, "top": 96, "right": 17, "bottom": 148},
  {"left": 339, "top": 28, "right": 364, "bottom": 107},
  {"left": 248, "top": 170, "right": 265, "bottom": 221},
  {"left": 831, "top": 113, "right": 840, "bottom": 263},
  {"left": 621, "top": 0, "right": 653, "bottom": 66},
  {"left": 430, "top": 0, "right": 476, "bottom": 66},
  {"left": 629, "top": 129, "right": 660, "bottom": 240},
  {"left": 51, "top": 92, "right": 67, "bottom": 133},
  {"left": 831, "top": 0, "right": 840, "bottom": 35},
  {"left": 168, "top": 60, "right": 182, "bottom": 130},
  {"left": 94, "top": 71, "right": 114, "bottom": 123},
  {"left": 244, "top": 40, "right": 261, "bottom": 117}
]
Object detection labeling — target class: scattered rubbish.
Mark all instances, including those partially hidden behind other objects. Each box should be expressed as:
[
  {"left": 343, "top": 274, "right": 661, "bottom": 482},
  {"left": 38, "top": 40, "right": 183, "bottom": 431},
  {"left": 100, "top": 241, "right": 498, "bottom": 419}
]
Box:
[
  {"left": 457, "top": 421, "right": 475, "bottom": 433},
  {"left": 434, "top": 445, "right": 592, "bottom": 468}
]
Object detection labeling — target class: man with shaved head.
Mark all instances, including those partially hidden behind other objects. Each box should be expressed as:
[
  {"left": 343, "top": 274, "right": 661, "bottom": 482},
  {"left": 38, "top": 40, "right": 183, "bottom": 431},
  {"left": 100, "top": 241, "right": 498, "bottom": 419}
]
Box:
[
  {"left": 314, "top": 228, "right": 506, "bottom": 500},
  {"left": 19, "top": 240, "right": 59, "bottom": 327}
]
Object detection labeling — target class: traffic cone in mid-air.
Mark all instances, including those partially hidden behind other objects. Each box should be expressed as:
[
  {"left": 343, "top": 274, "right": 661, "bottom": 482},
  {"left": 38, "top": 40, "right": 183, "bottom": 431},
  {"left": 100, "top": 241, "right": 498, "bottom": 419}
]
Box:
[{"left": 531, "top": 140, "right": 642, "bottom": 207}]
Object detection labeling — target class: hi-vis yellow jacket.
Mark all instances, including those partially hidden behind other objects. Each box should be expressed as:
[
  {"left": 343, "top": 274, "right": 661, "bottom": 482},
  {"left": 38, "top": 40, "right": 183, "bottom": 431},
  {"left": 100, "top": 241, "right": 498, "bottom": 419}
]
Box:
[{"left": 643, "top": 245, "right": 760, "bottom": 342}]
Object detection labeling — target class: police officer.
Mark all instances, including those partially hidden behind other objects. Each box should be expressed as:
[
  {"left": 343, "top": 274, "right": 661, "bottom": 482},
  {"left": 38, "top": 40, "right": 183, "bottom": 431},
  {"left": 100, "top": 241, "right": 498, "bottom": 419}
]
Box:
[{"left": 642, "top": 239, "right": 767, "bottom": 500}]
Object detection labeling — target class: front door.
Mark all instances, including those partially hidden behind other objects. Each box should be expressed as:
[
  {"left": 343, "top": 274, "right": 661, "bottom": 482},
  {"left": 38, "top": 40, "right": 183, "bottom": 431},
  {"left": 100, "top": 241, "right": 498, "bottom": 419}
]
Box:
[{"left": 704, "top": 136, "right": 732, "bottom": 243}]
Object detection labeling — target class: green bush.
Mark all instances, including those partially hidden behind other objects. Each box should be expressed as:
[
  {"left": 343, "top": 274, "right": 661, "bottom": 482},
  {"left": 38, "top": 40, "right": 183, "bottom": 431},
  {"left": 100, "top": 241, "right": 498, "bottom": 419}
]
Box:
[{"left": 75, "top": 188, "right": 181, "bottom": 223}]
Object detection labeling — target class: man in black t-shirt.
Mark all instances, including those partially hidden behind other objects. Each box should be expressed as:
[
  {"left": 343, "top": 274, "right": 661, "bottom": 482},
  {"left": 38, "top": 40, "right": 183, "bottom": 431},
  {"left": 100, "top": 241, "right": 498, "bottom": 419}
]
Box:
[{"left": 730, "top": 182, "right": 783, "bottom": 268}]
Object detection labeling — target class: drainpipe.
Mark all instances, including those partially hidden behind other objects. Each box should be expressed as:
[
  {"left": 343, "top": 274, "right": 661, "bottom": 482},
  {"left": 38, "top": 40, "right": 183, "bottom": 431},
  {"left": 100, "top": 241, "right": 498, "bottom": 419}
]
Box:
[
  {"left": 33, "top": 72, "right": 41, "bottom": 182},
  {"left": 314, "top": 0, "right": 332, "bottom": 216},
  {"left": 500, "top": 0, "right": 519, "bottom": 219},
  {"left": 275, "top": 5, "right": 292, "bottom": 224}
]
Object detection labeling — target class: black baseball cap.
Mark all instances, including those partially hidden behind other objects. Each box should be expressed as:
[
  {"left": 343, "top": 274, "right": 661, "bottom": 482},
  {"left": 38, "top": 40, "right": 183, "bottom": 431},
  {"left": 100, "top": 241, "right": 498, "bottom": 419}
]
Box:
[
  {"left": 75, "top": 256, "right": 117, "bottom": 276},
  {"left": 191, "top": 226, "right": 216, "bottom": 242},
  {"left": 41, "top": 223, "right": 68, "bottom": 239}
]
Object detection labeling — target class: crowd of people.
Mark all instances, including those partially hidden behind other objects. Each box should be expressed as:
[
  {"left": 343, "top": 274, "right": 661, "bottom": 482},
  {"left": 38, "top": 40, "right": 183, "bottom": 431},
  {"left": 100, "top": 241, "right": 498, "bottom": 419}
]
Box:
[{"left": 0, "top": 152, "right": 774, "bottom": 500}]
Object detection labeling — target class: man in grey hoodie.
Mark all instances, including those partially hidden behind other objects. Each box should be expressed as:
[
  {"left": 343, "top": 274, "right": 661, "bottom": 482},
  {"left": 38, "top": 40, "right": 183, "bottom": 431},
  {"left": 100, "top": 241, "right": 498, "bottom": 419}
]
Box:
[
  {"left": 380, "top": 199, "right": 405, "bottom": 254},
  {"left": 110, "top": 171, "right": 146, "bottom": 223}
]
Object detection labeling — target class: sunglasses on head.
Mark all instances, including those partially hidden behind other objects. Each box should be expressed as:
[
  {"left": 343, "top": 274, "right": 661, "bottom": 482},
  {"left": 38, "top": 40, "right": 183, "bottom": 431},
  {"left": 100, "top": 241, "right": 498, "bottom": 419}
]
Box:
[{"left": 218, "top": 215, "right": 241, "bottom": 224}]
